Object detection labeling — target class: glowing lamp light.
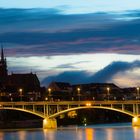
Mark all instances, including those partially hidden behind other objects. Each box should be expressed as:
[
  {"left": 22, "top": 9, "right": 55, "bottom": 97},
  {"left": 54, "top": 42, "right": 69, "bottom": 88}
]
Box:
[
  {"left": 133, "top": 117, "right": 138, "bottom": 123},
  {"left": 77, "top": 87, "right": 80, "bottom": 92},
  {"left": 86, "top": 103, "right": 91, "bottom": 106},
  {"left": 48, "top": 88, "right": 51, "bottom": 92},
  {"left": 43, "top": 119, "right": 48, "bottom": 125},
  {"left": 19, "top": 88, "right": 23, "bottom": 92}
]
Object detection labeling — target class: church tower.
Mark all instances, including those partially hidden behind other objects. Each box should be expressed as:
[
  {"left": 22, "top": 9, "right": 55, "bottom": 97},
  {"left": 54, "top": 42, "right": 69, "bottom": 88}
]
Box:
[{"left": 0, "top": 46, "right": 8, "bottom": 83}]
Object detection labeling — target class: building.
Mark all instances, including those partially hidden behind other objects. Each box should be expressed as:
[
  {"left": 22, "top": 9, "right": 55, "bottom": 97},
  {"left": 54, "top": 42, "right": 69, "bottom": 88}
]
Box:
[
  {"left": 47, "top": 81, "right": 123, "bottom": 100},
  {"left": 47, "top": 82, "right": 72, "bottom": 101},
  {"left": 0, "top": 47, "right": 41, "bottom": 101},
  {"left": 72, "top": 83, "right": 123, "bottom": 100},
  {"left": 48, "top": 82, "right": 72, "bottom": 93}
]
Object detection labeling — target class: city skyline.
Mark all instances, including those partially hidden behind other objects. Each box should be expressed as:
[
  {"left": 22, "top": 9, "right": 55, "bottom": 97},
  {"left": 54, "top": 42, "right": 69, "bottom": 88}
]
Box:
[{"left": 0, "top": 1, "right": 140, "bottom": 87}]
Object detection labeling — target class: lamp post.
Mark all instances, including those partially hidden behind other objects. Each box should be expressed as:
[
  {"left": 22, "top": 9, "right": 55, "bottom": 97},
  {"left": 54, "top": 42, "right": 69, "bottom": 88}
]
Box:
[
  {"left": 106, "top": 87, "right": 110, "bottom": 101},
  {"left": 19, "top": 88, "right": 23, "bottom": 101},
  {"left": 9, "top": 93, "right": 13, "bottom": 102},
  {"left": 48, "top": 88, "right": 52, "bottom": 101},
  {"left": 137, "top": 87, "right": 139, "bottom": 100},
  {"left": 77, "top": 87, "right": 81, "bottom": 101}
]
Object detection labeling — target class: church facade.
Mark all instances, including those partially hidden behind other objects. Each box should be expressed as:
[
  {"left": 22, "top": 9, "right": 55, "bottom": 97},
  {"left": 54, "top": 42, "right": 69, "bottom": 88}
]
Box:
[{"left": 0, "top": 47, "right": 42, "bottom": 101}]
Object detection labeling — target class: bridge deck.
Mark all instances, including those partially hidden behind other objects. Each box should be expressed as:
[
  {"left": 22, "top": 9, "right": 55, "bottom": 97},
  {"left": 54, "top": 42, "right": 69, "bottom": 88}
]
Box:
[{"left": 0, "top": 100, "right": 140, "bottom": 106}]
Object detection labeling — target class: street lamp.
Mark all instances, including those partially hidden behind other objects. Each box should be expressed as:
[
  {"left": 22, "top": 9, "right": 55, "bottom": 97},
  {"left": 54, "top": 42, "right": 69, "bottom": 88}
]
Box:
[
  {"left": 19, "top": 88, "right": 23, "bottom": 101},
  {"left": 106, "top": 87, "right": 110, "bottom": 101},
  {"left": 137, "top": 87, "right": 139, "bottom": 100},
  {"left": 9, "top": 93, "right": 13, "bottom": 102},
  {"left": 48, "top": 88, "right": 52, "bottom": 101},
  {"left": 77, "top": 87, "right": 81, "bottom": 101}
]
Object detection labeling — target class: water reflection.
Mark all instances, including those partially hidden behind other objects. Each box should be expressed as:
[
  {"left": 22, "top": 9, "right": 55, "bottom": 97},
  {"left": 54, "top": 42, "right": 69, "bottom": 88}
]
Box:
[
  {"left": 0, "top": 132, "right": 4, "bottom": 140},
  {"left": 77, "top": 128, "right": 83, "bottom": 140},
  {"left": 106, "top": 128, "right": 114, "bottom": 140},
  {"left": 133, "top": 127, "right": 140, "bottom": 140},
  {"left": 43, "top": 129, "right": 56, "bottom": 140},
  {"left": 18, "top": 131, "right": 26, "bottom": 140},
  {"left": 0, "top": 124, "right": 140, "bottom": 140},
  {"left": 85, "top": 128, "right": 94, "bottom": 140}
]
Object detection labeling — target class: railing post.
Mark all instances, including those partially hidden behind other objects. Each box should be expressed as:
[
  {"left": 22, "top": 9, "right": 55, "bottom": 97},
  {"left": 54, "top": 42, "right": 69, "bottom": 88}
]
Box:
[
  {"left": 122, "top": 104, "right": 124, "bottom": 111},
  {"left": 46, "top": 105, "right": 49, "bottom": 117},
  {"left": 57, "top": 105, "right": 59, "bottom": 113},
  {"left": 78, "top": 102, "right": 80, "bottom": 107},
  {"left": 136, "top": 104, "right": 139, "bottom": 115},
  {"left": 44, "top": 105, "right": 46, "bottom": 116},
  {"left": 22, "top": 105, "right": 25, "bottom": 109},
  {"left": 133, "top": 104, "right": 136, "bottom": 115},
  {"left": 67, "top": 104, "right": 70, "bottom": 109},
  {"left": 33, "top": 105, "right": 35, "bottom": 112}
]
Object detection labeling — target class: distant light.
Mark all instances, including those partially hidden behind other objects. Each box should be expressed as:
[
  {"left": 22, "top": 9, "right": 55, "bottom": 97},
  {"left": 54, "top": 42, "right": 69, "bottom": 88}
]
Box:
[
  {"left": 43, "top": 119, "right": 47, "bottom": 125},
  {"left": 107, "top": 87, "right": 110, "bottom": 91},
  {"left": 48, "top": 88, "right": 51, "bottom": 92},
  {"left": 133, "top": 117, "right": 138, "bottom": 122},
  {"left": 19, "top": 88, "right": 23, "bottom": 92},
  {"left": 86, "top": 103, "right": 91, "bottom": 106},
  {"left": 77, "top": 87, "right": 81, "bottom": 92}
]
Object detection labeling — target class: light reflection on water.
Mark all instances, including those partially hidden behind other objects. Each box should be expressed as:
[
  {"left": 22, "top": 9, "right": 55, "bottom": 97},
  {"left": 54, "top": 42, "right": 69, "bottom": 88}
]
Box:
[
  {"left": 133, "top": 126, "right": 140, "bottom": 140},
  {"left": 1, "top": 123, "right": 140, "bottom": 140},
  {"left": 85, "top": 128, "right": 94, "bottom": 140}
]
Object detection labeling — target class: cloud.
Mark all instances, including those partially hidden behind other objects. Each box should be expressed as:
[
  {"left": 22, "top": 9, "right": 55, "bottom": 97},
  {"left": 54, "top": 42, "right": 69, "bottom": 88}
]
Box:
[
  {"left": 0, "top": 9, "right": 140, "bottom": 56},
  {"left": 41, "top": 71, "right": 90, "bottom": 86},
  {"left": 88, "top": 60, "right": 140, "bottom": 82},
  {"left": 41, "top": 60, "right": 140, "bottom": 86}
]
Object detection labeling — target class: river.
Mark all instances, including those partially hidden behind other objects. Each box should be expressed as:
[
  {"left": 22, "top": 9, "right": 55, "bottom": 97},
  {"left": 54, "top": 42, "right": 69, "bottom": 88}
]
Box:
[{"left": 0, "top": 123, "right": 140, "bottom": 140}]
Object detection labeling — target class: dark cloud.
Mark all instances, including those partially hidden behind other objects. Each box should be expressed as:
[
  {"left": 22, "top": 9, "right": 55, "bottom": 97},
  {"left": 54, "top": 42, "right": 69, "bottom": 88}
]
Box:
[
  {"left": 0, "top": 8, "right": 140, "bottom": 56},
  {"left": 41, "top": 71, "right": 90, "bottom": 86},
  {"left": 88, "top": 60, "right": 140, "bottom": 82},
  {"left": 41, "top": 60, "right": 140, "bottom": 86}
]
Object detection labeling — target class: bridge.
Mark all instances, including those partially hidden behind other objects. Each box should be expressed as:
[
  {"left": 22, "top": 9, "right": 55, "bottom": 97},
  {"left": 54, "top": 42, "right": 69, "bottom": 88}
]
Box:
[{"left": 0, "top": 100, "right": 140, "bottom": 129}]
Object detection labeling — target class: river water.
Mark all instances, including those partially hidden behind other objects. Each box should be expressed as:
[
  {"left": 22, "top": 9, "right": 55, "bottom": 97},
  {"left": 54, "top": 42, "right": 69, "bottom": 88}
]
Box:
[{"left": 1, "top": 123, "right": 140, "bottom": 140}]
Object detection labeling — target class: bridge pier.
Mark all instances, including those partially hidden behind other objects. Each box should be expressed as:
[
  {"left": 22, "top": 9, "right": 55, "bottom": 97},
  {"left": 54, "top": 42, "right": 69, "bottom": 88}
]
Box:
[
  {"left": 132, "top": 117, "right": 140, "bottom": 126},
  {"left": 43, "top": 118, "right": 57, "bottom": 129}
]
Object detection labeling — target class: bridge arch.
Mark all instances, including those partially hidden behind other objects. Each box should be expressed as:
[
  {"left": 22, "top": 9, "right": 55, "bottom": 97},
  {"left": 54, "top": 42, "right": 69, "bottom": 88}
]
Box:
[
  {"left": 48, "top": 106, "right": 134, "bottom": 119},
  {"left": 0, "top": 107, "right": 45, "bottom": 119}
]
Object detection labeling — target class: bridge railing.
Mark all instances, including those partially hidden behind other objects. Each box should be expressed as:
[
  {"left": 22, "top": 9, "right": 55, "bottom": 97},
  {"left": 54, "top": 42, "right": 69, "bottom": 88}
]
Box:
[{"left": 0, "top": 100, "right": 139, "bottom": 116}]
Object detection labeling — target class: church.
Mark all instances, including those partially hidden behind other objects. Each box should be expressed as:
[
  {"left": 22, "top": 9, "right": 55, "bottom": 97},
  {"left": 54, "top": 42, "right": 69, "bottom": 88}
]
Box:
[{"left": 0, "top": 47, "right": 41, "bottom": 101}]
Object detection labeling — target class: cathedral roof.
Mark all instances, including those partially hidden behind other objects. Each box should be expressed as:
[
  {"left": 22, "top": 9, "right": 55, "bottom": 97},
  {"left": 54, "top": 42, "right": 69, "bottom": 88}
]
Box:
[{"left": 7, "top": 73, "right": 40, "bottom": 87}]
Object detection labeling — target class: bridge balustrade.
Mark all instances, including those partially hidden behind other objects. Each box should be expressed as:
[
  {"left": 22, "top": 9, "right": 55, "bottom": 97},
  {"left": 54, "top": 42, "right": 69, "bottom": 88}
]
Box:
[{"left": 0, "top": 100, "right": 140, "bottom": 128}]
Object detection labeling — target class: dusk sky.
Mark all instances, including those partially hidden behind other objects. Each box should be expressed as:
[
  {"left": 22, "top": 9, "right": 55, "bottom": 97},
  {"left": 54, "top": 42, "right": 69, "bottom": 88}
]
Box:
[{"left": 0, "top": 0, "right": 140, "bottom": 87}]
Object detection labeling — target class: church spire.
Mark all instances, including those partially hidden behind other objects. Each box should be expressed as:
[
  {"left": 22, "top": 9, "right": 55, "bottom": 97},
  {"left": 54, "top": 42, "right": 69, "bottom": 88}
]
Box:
[
  {"left": 1, "top": 44, "right": 4, "bottom": 61},
  {"left": 0, "top": 44, "right": 8, "bottom": 80}
]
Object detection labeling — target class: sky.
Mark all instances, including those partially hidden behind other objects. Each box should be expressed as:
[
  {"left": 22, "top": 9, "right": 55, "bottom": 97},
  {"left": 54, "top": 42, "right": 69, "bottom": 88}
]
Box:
[{"left": 0, "top": 0, "right": 140, "bottom": 87}]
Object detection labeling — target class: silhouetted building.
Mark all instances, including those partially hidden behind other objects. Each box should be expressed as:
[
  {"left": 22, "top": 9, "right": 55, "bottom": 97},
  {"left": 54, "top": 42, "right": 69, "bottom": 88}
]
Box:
[
  {"left": 72, "top": 83, "right": 122, "bottom": 100},
  {"left": 47, "top": 82, "right": 72, "bottom": 101},
  {"left": 0, "top": 47, "right": 41, "bottom": 101},
  {"left": 47, "top": 81, "right": 124, "bottom": 100},
  {"left": 48, "top": 82, "right": 72, "bottom": 93},
  {"left": 0, "top": 46, "right": 8, "bottom": 84}
]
